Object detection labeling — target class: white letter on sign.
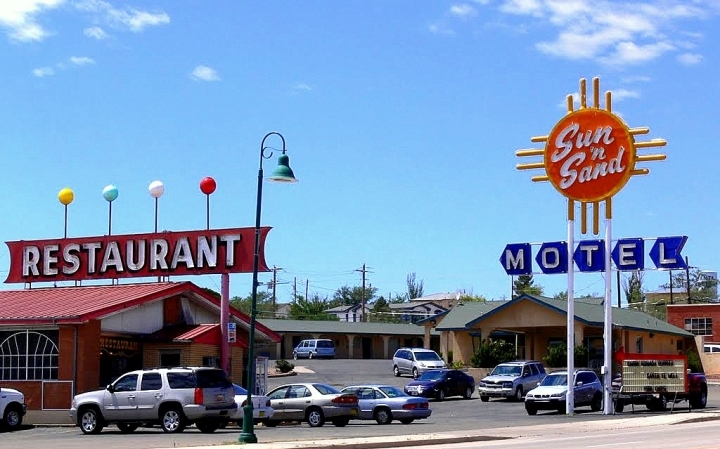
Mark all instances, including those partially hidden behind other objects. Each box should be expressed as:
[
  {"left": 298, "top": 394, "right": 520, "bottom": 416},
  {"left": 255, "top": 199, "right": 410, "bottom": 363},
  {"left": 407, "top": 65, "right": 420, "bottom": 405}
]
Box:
[
  {"left": 617, "top": 243, "right": 637, "bottom": 267},
  {"left": 580, "top": 244, "right": 600, "bottom": 268},
  {"left": 541, "top": 248, "right": 560, "bottom": 269},
  {"left": 23, "top": 246, "right": 41, "bottom": 276},
  {"left": 505, "top": 248, "right": 525, "bottom": 270},
  {"left": 659, "top": 242, "right": 677, "bottom": 265}
]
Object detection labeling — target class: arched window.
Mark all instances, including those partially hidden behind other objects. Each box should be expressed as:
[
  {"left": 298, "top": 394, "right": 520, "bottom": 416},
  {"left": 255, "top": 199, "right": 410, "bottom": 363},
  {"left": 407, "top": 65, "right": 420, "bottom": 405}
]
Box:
[{"left": 0, "top": 330, "right": 59, "bottom": 380}]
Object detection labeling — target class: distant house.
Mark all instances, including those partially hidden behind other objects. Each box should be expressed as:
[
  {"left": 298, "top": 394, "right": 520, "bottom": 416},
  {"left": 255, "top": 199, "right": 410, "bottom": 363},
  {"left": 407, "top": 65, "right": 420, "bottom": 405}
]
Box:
[
  {"left": 410, "top": 292, "right": 464, "bottom": 310},
  {"left": 325, "top": 303, "right": 370, "bottom": 322},
  {"left": 387, "top": 301, "right": 448, "bottom": 324}
]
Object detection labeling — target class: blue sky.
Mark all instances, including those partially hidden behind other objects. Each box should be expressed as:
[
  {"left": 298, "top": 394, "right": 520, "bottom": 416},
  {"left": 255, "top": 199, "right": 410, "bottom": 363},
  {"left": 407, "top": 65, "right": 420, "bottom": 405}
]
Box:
[{"left": 2, "top": 0, "right": 720, "bottom": 305}]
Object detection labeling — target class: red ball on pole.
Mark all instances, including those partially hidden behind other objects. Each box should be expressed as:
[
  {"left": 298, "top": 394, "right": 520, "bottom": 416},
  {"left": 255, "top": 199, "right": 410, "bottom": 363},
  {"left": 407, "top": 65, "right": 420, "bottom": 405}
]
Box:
[{"left": 200, "top": 176, "right": 217, "bottom": 195}]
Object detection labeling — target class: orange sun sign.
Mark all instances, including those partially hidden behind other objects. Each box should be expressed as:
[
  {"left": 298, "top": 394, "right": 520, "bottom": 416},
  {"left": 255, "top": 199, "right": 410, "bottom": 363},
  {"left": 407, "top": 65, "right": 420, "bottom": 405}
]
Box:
[{"left": 545, "top": 108, "right": 634, "bottom": 203}]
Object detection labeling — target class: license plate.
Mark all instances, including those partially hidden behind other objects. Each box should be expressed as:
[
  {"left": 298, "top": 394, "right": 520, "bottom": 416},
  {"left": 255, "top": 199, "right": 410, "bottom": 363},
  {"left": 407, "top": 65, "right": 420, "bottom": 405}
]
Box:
[
  {"left": 259, "top": 411, "right": 265, "bottom": 417},
  {"left": 410, "top": 391, "right": 417, "bottom": 395},
  {"left": 350, "top": 409, "right": 357, "bottom": 416},
  {"left": 216, "top": 394, "right": 224, "bottom": 401}
]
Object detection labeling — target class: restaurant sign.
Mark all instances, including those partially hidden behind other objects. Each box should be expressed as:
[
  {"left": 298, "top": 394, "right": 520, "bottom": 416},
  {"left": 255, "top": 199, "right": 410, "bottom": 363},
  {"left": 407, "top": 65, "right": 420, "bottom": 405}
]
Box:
[{"left": 5, "top": 227, "right": 270, "bottom": 284}]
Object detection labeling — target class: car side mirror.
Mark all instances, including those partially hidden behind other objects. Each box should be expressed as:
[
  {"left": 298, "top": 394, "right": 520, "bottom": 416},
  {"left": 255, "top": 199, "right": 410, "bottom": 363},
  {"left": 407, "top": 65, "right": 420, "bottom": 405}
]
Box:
[
  {"left": 576, "top": 381, "right": 583, "bottom": 387},
  {"left": 537, "top": 381, "right": 541, "bottom": 386},
  {"left": 106, "top": 384, "right": 115, "bottom": 393}
]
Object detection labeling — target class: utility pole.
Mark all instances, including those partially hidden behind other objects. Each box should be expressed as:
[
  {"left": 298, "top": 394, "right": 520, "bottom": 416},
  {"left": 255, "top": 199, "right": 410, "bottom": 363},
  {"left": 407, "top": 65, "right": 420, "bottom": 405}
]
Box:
[
  {"left": 669, "top": 270, "right": 674, "bottom": 305},
  {"left": 293, "top": 277, "right": 297, "bottom": 302},
  {"left": 616, "top": 270, "right": 621, "bottom": 308},
  {"left": 686, "top": 256, "right": 692, "bottom": 304},
  {"left": 356, "top": 263, "right": 372, "bottom": 322},
  {"left": 305, "top": 279, "right": 309, "bottom": 302}
]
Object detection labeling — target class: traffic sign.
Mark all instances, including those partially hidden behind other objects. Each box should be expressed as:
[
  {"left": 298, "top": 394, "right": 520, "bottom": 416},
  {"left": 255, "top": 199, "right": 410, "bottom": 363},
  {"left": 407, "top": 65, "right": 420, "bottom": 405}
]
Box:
[
  {"left": 228, "top": 322, "right": 237, "bottom": 343},
  {"left": 611, "top": 238, "right": 644, "bottom": 271},
  {"left": 535, "top": 241, "right": 568, "bottom": 274},
  {"left": 500, "top": 243, "right": 532, "bottom": 275},
  {"left": 649, "top": 236, "right": 688, "bottom": 270},
  {"left": 573, "top": 240, "right": 605, "bottom": 272}
]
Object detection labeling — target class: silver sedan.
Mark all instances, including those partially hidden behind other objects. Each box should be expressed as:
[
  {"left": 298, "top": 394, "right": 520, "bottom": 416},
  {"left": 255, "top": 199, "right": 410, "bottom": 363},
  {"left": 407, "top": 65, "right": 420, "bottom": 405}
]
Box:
[
  {"left": 340, "top": 385, "right": 432, "bottom": 424},
  {"left": 264, "top": 383, "right": 359, "bottom": 428}
]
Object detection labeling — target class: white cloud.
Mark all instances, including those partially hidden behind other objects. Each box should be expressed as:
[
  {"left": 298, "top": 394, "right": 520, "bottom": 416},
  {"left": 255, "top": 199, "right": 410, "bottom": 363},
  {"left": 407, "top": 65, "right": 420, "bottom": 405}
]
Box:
[
  {"left": 449, "top": 4, "right": 478, "bottom": 18},
  {"left": 608, "top": 88, "right": 641, "bottom": 102},
  {"left": 70, "top": 56, "right": 95, "bottom": 66},
  {"left": 32, "top": 66, "right": 55, "bottom": 77},
  {"left": 429, "top": 23, "right": 456, "bottom": 35},
  {"left": 0, "top": 0, "right": 64, "bottom": 42},
  {"left": 191, "top": 65, "right": 219, "bottom": 82},
  {"left": 600, "top": 41, "right": 675, "bottom": 65},
  {"left": 293, "top": 82, "right": 313, "bottom": 91},
  {"left": 75, "top": 1, "right": 169, "bottom": 32},
  {"left": 677, "top": 52, "right": 703, "bottom": 65},
  {"left": 83, "top": 26, "right": 107, "bottom": 39}
]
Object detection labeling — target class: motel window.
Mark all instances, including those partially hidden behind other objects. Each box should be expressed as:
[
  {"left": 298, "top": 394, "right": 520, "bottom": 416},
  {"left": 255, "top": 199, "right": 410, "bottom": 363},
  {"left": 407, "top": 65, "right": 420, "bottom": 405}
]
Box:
[
  {"left": 684, "top": 318, "right": 713, "bottom": 336},
  {"left": 0, "top": 330, "right": 59, "bottom": 381},
  {"left": 159, "top": 351, "right": 181, "bottom": 368}
]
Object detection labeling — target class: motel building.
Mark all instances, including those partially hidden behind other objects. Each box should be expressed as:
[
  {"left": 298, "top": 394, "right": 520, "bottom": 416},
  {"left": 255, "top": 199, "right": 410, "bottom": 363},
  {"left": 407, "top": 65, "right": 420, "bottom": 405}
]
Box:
[{"left": 0, "top": 227, "right": 280, "bottom": 412}]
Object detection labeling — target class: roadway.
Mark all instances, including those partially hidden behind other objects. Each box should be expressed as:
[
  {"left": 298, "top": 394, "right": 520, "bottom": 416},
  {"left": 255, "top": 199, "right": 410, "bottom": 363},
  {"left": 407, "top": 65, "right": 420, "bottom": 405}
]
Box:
[{"left": 5, "top": 359, "right": 719, "bottom": 449}]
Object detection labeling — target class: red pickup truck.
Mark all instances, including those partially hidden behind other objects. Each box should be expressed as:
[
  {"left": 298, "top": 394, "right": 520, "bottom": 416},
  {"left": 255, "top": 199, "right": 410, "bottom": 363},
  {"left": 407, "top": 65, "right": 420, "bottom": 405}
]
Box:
[{"left": 612, "top": 350, "right": 707, "bottom": 413}]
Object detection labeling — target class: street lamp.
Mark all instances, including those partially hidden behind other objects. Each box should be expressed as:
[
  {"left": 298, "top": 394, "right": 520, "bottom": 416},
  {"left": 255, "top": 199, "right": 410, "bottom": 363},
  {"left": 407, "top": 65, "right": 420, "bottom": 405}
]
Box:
[{"left": 239, "top": 131, "right": 297, "bottom": 444}]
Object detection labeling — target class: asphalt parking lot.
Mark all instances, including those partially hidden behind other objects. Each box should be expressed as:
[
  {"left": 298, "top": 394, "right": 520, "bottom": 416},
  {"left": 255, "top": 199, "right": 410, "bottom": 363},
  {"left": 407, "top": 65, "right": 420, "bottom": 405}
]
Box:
[{"left": 5, "top": 359, "right": 719, "bottom": 449}]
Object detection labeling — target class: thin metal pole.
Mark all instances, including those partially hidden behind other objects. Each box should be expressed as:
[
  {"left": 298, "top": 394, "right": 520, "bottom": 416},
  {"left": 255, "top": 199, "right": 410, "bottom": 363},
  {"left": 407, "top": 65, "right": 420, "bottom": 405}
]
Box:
[
  {"left": 108, "top": 202, "right": 113, "bottom": 236},
  {"left": 154, "top": 197, "right": 159, "bottom": 233},
  {"left": 566, "top": 201, "right": 575, "bottom": 415},
  {"left": 221, "top": 273, "right": 230, "bottom": 373},
  {"left": 206, "top": 194, "right": 211, "bottom": 230},
  {"left": 64, "top": 205, "right": 68, "bottom": 239},
  {"left": 603, "top": 217, "right": 613, "bottom": 414}
]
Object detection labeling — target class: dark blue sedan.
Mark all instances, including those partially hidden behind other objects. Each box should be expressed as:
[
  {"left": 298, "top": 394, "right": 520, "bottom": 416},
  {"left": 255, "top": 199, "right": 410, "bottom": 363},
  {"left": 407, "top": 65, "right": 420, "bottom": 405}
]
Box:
[{"left": 404, "top": 369, "right": 475, "bottom": 401}]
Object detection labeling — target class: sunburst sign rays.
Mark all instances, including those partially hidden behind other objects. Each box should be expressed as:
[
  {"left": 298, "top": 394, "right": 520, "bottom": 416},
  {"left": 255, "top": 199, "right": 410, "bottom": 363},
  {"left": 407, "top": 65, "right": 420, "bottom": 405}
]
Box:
[{"left": 516, "top": 77, "right": 667, "bottom": 235}]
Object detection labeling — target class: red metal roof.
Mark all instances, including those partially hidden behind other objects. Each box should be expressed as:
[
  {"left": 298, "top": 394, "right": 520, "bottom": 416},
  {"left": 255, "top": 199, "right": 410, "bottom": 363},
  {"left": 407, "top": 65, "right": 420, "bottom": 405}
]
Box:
[
  {"left": 0, "top": 281, "right": 280, "bottom": 343},
  {"left": 147, "top": 323, "right": 248, "bottom": 348}
]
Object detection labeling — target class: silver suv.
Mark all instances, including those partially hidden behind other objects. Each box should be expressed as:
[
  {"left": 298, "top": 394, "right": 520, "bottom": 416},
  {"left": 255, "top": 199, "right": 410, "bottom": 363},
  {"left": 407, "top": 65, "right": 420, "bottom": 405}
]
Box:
[
  {"left": 70, "top": 366, "right": 236, "bottom": 434},
  {"left": 392, "top": 348, "right": 447, "bottom": 379},
  {"left": 478, "top": 360, "right": 546, "bottom": 401}
]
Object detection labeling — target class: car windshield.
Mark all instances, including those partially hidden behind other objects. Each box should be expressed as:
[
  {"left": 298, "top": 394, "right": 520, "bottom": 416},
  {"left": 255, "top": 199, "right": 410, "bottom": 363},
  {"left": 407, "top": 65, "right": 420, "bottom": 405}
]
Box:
[
  {"left": 313, "top": 383, "right": 341, "bottom": 395},
  {"left": 540, "top": 374, "right": 568, "bottom": 386},
  {"left": 491, "top": 365, "right": 522, "bottom": 376},
  {"left": 414, "top": 351, "right": 441, "bottom": 361},
  {"left": 418, "top": 370, "right": 445, "bottom": 381},
  {"left": 378, "top": 386, "right": 407, "bottom": 398},
  {"left": 233, "top": 384, "right": 247, "bottom": 395}
]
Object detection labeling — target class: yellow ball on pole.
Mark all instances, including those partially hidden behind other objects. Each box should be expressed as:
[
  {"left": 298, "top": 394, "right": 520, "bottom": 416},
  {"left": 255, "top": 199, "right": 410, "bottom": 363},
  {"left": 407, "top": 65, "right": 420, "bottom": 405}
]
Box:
[{"left": 58, "top": 187, "right": 74, "bottom": 206}]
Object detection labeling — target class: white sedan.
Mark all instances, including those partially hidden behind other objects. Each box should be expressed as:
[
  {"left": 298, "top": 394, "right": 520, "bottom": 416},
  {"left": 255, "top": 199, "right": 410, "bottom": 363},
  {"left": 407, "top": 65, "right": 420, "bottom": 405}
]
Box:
[{"left": 224, "top": 384, "right": 274, "bottom": 426}]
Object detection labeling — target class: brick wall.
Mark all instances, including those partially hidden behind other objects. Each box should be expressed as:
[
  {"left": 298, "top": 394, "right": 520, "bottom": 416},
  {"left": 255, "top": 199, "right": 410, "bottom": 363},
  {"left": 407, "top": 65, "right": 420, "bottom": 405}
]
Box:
[{"left": 667, "top": 304, "right": 720, "bottom": 342}]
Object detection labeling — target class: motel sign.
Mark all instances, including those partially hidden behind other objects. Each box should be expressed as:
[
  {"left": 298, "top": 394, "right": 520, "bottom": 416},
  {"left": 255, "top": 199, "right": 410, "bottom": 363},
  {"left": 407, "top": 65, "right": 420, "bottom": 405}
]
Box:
[{"left": 500, "top": 235, "right": 687, "bottom": 275}]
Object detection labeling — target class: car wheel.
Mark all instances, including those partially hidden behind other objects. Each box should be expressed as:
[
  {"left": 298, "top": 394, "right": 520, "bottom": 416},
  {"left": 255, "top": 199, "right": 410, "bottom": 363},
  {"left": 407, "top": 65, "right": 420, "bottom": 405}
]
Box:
[
  {"left": 690, "top": 387, "right": 708, "bottom": 409},
  {"left": 412, "top": 368, "right": 419, "bottom": 380},
  {"left": 79, "top": 406, "right": 104, "bottom": 435},
  {"left": 393, "top": 365, "right": 400, "bottom": 377},
  {"left": 306, "top": 407, "right": 325, "bottom": 427},
  {"left": 374, "top": 407, "right": 392, "bottom": 425},
  {"left": 557, "top": 404, "right": 567, "bottom": 415},
  {"left": 196, "top": 420, "right": 220, "bottom": 433},
  {"left": 117, "top": 423, "right": 138, "bottom": 433},
  {"left": 2, "top": 404, "right": 23, "bottom": 431},
  {"left": 160, "top": 406, "right": 186, "bottom": 433},
  {"left": 293, "top": 352, "right": 298, "bottom": 360},
  {"left": 399, "top": 418, "right": 414, "bottom": 424},
  {"left": 264, "top": 419, "right": 279, "bottom": 427},
  {"left": 309, "top": 351, "right": 314, "bottom": 359},
  {"left": 332, "top": 417, "right": 350, "bottom": 427},
  {"left": 526, "top": 405, "right": 537, "bottom": 415},
  {"left": 463, "top": 387, "right": 473, "bottom": 399},
  {"left": 590, "top": 393, "right": 602, "bottom": 412},
  {"left": 614, "top": 398, "right": 624, "bottom": 413},
  {"left": 217, "top": 419, "right": 228, "bottom": 429},
  {"left": 480, "top": 395, "right": 489, "bottom": 402},
  {"left": 514, "top": 386, "right": 523, "bottom": 401},
  {"left": 436, "top": 389, "right": 445, "bottom": 401}
]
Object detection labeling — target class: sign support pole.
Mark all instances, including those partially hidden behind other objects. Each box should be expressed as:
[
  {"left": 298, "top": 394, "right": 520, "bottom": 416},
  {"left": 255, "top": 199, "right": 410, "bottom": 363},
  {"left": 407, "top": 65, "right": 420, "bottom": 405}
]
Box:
[
  {"left": 603, "top": 213, "right": 613, "bottom": 414},
  {"left": 566, "top": 200, "right": 575, "bottom": 415},
  {"left": 221, "top": 273, "right": 230, "bottom": 374}
]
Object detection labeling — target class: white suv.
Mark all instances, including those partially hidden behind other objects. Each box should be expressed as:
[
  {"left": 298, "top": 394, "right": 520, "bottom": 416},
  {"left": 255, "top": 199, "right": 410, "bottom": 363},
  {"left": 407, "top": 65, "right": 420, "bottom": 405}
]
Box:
[
  {"left": 70, "top": 366, "right": 236, "bottom": 434},
  {"left": 1, "top": 386, "right": 27, "bottom": 431},
  {"left": 393, "top": 348, "right": 446, "bottom": 379}
]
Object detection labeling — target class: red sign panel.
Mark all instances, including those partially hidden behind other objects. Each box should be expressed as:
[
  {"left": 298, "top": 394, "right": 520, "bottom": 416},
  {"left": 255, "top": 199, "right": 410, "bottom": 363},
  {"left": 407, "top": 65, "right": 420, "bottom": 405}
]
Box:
[
  {"left": 545, "top": 108, "right": 635, "bottom": 202},
  {"left": 4, "top": 227, "right": 270, "bottom": 284}
]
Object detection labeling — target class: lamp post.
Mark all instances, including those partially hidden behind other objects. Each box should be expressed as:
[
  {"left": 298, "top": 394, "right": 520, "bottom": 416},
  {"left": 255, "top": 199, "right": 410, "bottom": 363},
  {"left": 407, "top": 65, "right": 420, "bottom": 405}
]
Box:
[{"left": 239, "top": 132, "right": 297, "bottom": 444}]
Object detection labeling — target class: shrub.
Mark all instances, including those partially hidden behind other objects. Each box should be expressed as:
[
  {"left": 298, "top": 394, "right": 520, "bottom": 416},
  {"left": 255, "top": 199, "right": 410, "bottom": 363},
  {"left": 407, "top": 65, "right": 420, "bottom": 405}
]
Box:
[
  {"left": 542, "top": 344, "right": 590, "bottom": 368},
  {"left": 450, "top": 360, "right": 465, "bottom": 369},
  {"left": 447, "top": 350, "right": 454, "bottom": 364},
  {"left": 470, "top": 339, "right": 516, "bottom": 368},
  {"left": 685, "top": 349, "right": 703, "bottom": 373},
  {"left": 275, "top": 359, "right": 295, "bottom": 373}
]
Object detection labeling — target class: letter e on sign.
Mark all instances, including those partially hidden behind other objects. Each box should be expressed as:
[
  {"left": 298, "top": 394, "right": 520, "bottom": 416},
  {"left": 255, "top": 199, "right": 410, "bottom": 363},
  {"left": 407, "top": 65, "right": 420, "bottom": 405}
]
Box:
[{"left": 611, "top": 238, "right": 645, "bottom": 271}]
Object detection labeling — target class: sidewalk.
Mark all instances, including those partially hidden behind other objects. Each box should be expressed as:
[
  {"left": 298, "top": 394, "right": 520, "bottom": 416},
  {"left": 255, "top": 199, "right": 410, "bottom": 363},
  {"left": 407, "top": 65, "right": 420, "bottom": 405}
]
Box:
[{"left": 153, "top": 411, "right": 720, "bottom": 449}]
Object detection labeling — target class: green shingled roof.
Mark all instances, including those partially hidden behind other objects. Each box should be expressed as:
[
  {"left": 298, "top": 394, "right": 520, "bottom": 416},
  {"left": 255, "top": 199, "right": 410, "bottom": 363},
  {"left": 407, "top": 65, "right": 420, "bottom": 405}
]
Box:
[
  {"left": 258, "top": 318, "right": 440, "bottom": 336},
  {"left": 436, "top": 295, "right": 693, "bottom": 338}
]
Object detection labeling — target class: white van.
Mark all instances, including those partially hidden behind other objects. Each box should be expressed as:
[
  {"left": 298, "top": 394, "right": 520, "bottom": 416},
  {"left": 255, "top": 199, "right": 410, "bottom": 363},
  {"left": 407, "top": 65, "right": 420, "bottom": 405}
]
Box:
[
  {"left": 704, "top": 344, "right": 720, "bottom": 353},
  {"left": 292, "top": 339, "right": 336, "bottom": 359}
]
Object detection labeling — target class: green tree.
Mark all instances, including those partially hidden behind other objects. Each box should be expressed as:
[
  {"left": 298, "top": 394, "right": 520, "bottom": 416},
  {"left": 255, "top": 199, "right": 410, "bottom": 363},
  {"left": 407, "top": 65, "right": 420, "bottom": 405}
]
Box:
[
  {"left": 662, "top": 268, "right": 719, "bottom": 304},
  {"left": 623, "top": 271, "right": 645, "bottom": 311},
  {"left": 553, "top": 290, "right": 568, "bottom": 301},
  {"left": 369, "top": 296, "right": 400, "bottom": 323},
  {"left": 330, "top": 285, "right": 377, "bottom": 307},
  {"left": 230, "top": 291, "right": 275, "bottom": 318},
  {"left": 458, "top": 293, "right": 487, "bottom": 303},
  {"left": 288, "top": 294, "right": 337, "bottom": 321},
  {"left": 513, "top": 274, "right": 544, "bottom": 297},
  {"left": 406, "top": 272, "right": 424, "bottom": 300}
]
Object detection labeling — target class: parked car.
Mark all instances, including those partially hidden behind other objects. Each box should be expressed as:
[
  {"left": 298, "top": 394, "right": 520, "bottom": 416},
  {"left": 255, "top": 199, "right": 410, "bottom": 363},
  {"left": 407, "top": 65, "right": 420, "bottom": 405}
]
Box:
[
  {"left": 524, "top": 369, "right": 603, "bottom": 415},
  {"left": 221, "top": 384, "right": 274, "bottom": 427},
  {"left": 340, "top": 384, "right": 431, "bottom": 425},
  {"left": 70, "top": 366, "right": 236, "bottom": 434},
  {"left": 293, "top": 339, "right": 336, "bottom": 359},
  {"left": 0, "top": 386, "right": 27, "bottom": 431},
  {"left": 404, "top": 369, "right": 475, "bottom": 401},
  {"left": 477, "top": 360, "right": 547, "bottom": 402},
  {"left": 393, "top": 348, "right": 447, "bottom": 379},
  {"left": 264, "top": 382, "right": 359, "bottom": 427}
]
